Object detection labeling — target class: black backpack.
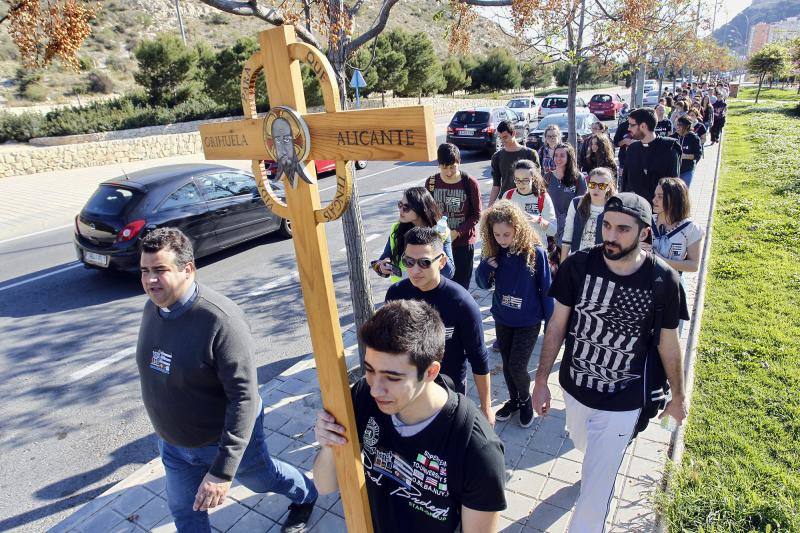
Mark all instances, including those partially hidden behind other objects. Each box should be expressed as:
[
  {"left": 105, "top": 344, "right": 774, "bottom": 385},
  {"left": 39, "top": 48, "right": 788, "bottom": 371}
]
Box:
[{"left": 569, "top": 246, "right": 672, "bottom": 437}]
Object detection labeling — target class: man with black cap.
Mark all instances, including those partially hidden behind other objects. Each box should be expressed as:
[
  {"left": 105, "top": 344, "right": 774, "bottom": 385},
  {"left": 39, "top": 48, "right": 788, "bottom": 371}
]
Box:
[{"left": 531, "top": 193, "right": 689, "bottom": 531}]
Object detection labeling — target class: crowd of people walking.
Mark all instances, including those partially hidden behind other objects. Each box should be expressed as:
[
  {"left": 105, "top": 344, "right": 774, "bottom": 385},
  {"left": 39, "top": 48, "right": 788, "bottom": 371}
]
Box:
[{"left": 133, "top": 80, "right": 728, "bottom": 533}]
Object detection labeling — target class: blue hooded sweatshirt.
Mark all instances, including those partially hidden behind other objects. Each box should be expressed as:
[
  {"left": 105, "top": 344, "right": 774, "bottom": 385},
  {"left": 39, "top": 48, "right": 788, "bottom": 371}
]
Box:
[{"left": 475, "top": 245, "right": 554, "bottom": 328}]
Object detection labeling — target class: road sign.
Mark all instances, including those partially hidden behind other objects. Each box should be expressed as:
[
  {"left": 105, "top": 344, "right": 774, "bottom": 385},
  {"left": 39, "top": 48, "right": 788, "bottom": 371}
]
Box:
[
  {"left": 657, "top": 67, "right": 665, "bottom": 78},
  {"left": 350, "top": 68, "right": 367, "bottom": 88},
  {"left": 197, "top": 26, "right": 436, "bottom": 533}
]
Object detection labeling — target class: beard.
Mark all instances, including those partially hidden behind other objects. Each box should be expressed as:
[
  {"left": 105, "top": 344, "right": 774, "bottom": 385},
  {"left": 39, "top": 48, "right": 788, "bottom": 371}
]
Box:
[{"left": 603, "top": 239, "right": 639, "bottom": 260}]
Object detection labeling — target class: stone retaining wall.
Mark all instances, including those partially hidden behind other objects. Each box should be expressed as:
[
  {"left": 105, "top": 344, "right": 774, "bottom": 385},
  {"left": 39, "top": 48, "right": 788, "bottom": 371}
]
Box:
[{"left": 0, "top": 97, "right": 507, "bottom": 178}]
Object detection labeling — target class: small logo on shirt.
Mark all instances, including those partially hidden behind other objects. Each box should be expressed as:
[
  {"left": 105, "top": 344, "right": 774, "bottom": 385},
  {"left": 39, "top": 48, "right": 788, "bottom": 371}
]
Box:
[
  {"left": 501, "top": 295, "right": 523, "bottom": 309},
  {"left": 444, "top": 327, "right": 454, "bottom": 340},
  {"left": 149, "top": 349, "right": 172, "bottom": 374}
]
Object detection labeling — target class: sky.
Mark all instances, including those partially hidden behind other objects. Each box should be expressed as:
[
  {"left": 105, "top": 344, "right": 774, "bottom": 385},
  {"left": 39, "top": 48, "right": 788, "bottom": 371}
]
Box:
[{"left": 710, "top": 0, "right": 753, "bottom": 31}]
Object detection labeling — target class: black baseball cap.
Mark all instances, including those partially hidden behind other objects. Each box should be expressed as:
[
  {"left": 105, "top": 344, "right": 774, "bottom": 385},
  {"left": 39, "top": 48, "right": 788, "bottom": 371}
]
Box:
[{"left": 604, "top": 193, "right": 651, "bottom": 226}]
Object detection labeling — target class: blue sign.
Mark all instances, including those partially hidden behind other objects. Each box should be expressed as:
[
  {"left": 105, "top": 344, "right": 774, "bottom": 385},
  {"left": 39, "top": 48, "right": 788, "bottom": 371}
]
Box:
[
  {"left": 657, "top": 67, "right": 665, "bottom": 78},
  {"left": 350, "top": 69, "right": 367, "bottom": 89}
]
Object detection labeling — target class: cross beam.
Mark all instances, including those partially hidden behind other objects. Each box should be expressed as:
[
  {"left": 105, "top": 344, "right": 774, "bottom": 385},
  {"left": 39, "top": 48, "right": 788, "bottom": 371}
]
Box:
[{"left": 198, "top": 25, "right": 436, "bottom": 533}]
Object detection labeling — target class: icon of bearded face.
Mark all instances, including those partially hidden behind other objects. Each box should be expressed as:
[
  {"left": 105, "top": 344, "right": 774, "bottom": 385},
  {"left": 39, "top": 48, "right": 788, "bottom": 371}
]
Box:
[{"left": 264, "top": 107, "right": 315, "bottom": 189}]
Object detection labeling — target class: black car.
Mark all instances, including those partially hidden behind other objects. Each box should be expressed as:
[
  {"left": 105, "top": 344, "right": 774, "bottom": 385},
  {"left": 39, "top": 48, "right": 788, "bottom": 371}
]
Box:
[
  {"left": 445, "top": 106, "right": 527, "bottom": 156},
  {"left": 74, "top": 164, "right": 289, "bottom": 272}
]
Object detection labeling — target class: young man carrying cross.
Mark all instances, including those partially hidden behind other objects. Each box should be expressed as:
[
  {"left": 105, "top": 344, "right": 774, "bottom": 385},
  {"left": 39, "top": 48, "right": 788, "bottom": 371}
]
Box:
[
  {"left": 313, "top": 299, "right": 507, "bottom": 533},
  {"left": 531, "top": 193, "right": 689, "bottom": 531},
  {"left": 384, "top": 226, "right": 494, "bottom": 426}
]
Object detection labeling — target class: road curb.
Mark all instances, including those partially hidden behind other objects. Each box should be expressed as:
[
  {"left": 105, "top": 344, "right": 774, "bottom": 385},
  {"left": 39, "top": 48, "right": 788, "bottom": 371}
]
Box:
[{"left": 654, "top": 129, "right": 725, "bottom": 533}]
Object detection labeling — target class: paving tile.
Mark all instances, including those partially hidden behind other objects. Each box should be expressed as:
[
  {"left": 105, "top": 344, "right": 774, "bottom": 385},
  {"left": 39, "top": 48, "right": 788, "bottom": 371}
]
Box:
[
  {"left": 626, "top": 456, "right": 663, "bottom": 483},
  {"left": 227, "top": 480, "right": 264, "bottom": 508},
  {"left": 524, "top": 501, "right": 571, "bottom": 532},
  {"left": 526, "top": 428, "right": 564, "bottom": 456},
  {"left": 501, "top": 491, "right": 536, "bottom": 522},
  {"left": 309, "top": 511, "right": 347, "bottom": 532},
  {"left": 619, "top": 476, "right": 658, "bottom": 504},
  {"left": 538, "top": 479, "right": 579, "bottom": 511},
  {"left": 548, "top": 458, "right": 583, "bottom": 485},
  {"left": 497, "top": 516, "right": 526, "bottom": 532},
  {"left": 142, "top": 475, "right": 167, "bottom": 496},
  {"left": 262, "top": 410, "right": 291, "bottom": 431},
  {"left": 252, "top": 492, "right": 291, "bottom": 522},
  {"left": 149, "top": 515, "right": 177, "bottom": 533},
  {"left": 74, "top": 508, "right": 126, "bottom": 532},
  {"left": 632, "top": 438, "right": 669, "bottom": 464},
  {"left": 209, "top": 499, "right": 250, "bottom": 532},
  {"left": 276, "top": 417, "right": 314, "bottom": 439},
  {"left": 612, "top": 498, "right": 656, "bottom": 531},
  {"left": 227, "top": 510, "right": 275, "bottom": 532},
  {"left": 265, "top": 432, "right": 294, "bottom": 456},
  {"left": 110, "top": 486, "right": 155, "bottom": 517},
  {"left": 506, "top": 469, "right": 548, "bottom": 499},
  {"left": 132, "top": 496, "right": 171, "bottom": 530},
  {"left": 556, "top": 437, "right": 583, "bottom": 463},
  {"left": 516, "top": 449, "right": 555, "bottom": 476},
  {"left": 500, "top": 422, "right": 537, "bottom": 447},
  {"left": 277, "top": 440, "right": 317, "bottom": 469}
]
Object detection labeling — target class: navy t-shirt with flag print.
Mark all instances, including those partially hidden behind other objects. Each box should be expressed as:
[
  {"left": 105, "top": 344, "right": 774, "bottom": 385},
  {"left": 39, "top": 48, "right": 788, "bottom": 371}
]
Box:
[{"left": 549, "top": 246, "right": 687, "bottom": 411}]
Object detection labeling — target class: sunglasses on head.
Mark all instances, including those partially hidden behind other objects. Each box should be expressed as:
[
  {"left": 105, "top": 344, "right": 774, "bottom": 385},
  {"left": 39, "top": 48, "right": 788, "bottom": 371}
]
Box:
[
  {"left": 401, "top": 254, "right": 443, "bottom": 269},
  {"left": 397, "top": 201, "right": 412, "bottom": 213},
  {"left": 588, "top": 181, "right": 610, "bottom": 190}
]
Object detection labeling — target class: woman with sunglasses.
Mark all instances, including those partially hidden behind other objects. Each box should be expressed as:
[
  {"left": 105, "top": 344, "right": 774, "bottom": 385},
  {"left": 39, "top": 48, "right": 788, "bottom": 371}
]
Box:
[
  {"left": 646, "top": 177, "right": 703, "bottom": 274},
  {"left": 374, "top": 187, "right": 455, "bottom": 282},
  {"left": 475, "top": 200, "right": 553, "bottom": 428},
  {"left": 559, "top": 167, "right": 617, "bottom": 263}
]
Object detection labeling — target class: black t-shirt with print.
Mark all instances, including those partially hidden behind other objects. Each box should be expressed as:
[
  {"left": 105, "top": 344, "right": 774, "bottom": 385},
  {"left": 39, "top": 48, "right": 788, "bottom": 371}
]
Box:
[
  {"left": 351, "top": 376, "right": 506, "bottom": 532},
  {"left": 548, "top": 247, "right": 687, "bottom": 411}
]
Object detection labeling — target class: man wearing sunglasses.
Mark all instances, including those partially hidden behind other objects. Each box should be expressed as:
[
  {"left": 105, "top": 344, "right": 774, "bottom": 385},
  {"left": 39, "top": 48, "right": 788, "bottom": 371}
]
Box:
[{"left": 385, "top": 227, "right": 494, "bottom": 426}]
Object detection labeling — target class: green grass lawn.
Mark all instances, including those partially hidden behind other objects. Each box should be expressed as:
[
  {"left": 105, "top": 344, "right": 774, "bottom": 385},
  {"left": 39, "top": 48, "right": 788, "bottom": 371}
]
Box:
[
  {"left": 736, "top": 86, "right": 800, "bottom": 102},
  {"left": 658, "top": 101, "right": 800, "bottom": 531}
]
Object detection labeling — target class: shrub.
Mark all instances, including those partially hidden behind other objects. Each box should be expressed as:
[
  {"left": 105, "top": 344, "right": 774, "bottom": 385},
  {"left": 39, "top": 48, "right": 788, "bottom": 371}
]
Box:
[
  {"left": 0, "top": 112, "right": 46, "bottom": 143},
  {"left": 23, "top": 84, "right": 48, "bottom": 102},
  {"left": 87, "top": 71, "right": 114, "bottom": 94},
  {"left": 134, "top": 34, "right": 198, "bottom": 107}
]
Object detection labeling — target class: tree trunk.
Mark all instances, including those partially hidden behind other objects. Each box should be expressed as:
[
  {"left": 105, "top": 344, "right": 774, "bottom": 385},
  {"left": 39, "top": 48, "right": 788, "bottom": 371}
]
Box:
[
  {"left": 755, "top": 74, "right": 764, "bottom": 103},
  {"left": 566, "top": 0, "right": 585, "bottom": 150},
  {"left": 329, "top": 41, "right": 374, "bottom": 372}
]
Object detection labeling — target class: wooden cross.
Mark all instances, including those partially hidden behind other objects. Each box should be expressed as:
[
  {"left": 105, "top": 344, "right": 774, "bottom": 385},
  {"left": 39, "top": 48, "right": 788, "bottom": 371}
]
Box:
[{"left": 198, "top": 26, "right": 436, "bottom": 533}]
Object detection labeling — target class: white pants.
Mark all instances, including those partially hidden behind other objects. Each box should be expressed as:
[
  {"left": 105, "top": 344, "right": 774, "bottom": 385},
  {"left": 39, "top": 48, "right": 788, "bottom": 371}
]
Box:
[{"left": 563, "top": 389, "right": 641, "bottom": 533}]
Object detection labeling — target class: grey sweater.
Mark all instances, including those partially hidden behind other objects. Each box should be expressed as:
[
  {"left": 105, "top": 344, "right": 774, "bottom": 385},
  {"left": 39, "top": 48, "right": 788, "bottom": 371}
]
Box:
[{"left": 136, "top": 283, "right": 259, "bottom": 480}]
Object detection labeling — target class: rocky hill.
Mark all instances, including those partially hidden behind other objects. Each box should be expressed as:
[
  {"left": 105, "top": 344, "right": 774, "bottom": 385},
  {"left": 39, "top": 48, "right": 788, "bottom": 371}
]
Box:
[
  {"left": 712, "top": 0, "right": 800, "bottom": 53},
  {"left": 0, "top": 0, "right": 517, "bottom": 105}
]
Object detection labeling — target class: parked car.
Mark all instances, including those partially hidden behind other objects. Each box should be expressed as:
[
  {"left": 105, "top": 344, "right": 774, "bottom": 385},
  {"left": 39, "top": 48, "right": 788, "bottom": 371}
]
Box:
[
  {"left": 506, "top": 96, "right": 539, "bottom": 124},
  {"left": 643, "top": 79, "right": 657, "bottom": 92},
  {"left": 537, "top": 95, "right": 589, "bottom": 119},
  {"left": 642, "top": 89, "right": 661, "bottom": 107},
  {"left": 588, "top": 93, "right": 625, "bottom": 120},
  {"left": 527, "top": 112, "right": 601, "bottom": 150},
  {"left": 446, "top": 106, "right": 527, "bottom": 156},
  {"left": 74, "top": 164, "right": 289, "bottom": 272},
  {"left": 263, "top": 158, "right": 366, "bottom": 178}
]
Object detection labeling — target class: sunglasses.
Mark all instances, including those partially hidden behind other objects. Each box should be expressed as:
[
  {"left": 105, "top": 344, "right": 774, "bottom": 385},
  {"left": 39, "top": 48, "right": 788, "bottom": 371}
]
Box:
[
  {"left": 401, "top": 254, "right": 443, "bottom": 269},
  {"left": 587, "top": 181, "right": 610, "bottom": 190},
  {"left": 397, "top": 201, "right": 412, "bottom": 213}
]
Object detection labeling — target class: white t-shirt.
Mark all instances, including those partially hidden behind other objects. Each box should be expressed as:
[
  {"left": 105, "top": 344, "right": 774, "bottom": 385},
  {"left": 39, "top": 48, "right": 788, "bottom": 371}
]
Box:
[
  {"left": 562, "top": 201, "right": 604, "bottom": 251},
  {"left": 651, "top": 216, "right": 703, "bottom": 262},
  {"left": 503, "top": 189, "right": 558, "bottom": 246}
]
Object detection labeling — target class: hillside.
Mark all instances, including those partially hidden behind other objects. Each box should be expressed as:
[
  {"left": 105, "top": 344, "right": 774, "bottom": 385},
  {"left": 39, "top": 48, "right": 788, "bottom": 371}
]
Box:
[
  {"left": 712, "top": 0, "right": 800, "bottom": 53},
  {"left": 0, "top": 0, "right": 517, "bottom": 106}
]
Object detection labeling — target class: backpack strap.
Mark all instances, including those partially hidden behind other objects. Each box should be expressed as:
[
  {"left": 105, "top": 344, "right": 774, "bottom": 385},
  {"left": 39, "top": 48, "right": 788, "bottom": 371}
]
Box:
[
  {"left": 649, "top": 253, "right": 671, "bottom": 347},
  {"left": 438, "top": 375, "right": 476, "bottom": 506}
]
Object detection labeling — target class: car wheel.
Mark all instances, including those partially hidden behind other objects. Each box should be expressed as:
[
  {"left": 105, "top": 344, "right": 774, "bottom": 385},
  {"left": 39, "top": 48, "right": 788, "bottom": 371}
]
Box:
[
  {"left": 278, "top": 217, "right": 292, "bottom": 238},
  {"left": 354, "top": 160, "right": 367, "bottom": 170}
]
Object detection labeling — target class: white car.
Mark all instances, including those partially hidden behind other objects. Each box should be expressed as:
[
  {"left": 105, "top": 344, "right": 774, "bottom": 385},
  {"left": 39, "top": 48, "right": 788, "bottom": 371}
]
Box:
[
  {"left": 643, "top": 79, "right": 657, "bottom": 93},
  {"left": 642, "top": 90, "right": 661, "bottom": 107},
  {"left": 506, "top": 96, "right": 539, "bottom": 125},
  {"left": 537, "top": 95, "right": 589, "bottom": 120}
]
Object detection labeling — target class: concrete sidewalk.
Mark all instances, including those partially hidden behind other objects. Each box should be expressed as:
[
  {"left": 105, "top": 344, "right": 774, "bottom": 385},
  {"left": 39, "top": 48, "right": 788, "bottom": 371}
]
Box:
[{"left": 51, "top": 141, "right": 720, "bottom": 532}]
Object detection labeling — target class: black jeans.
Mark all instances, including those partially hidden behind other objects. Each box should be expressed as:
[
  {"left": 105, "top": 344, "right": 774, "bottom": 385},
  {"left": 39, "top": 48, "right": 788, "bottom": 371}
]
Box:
[
  {"left": 452, "top": 244, "right": 475, "bottom": 290},
  {"left": 495, "top": 322, "right": 541, "bottom": 401},
  {"left": 710, "top": 116, "right": 726, "bottom": 143}
]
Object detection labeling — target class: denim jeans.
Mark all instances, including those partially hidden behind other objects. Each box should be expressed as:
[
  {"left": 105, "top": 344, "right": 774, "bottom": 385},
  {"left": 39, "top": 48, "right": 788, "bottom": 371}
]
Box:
[
  {"left": 679, "top": 169, "right": 695, "bottom": 187},
  {"left": 159, "top": 408, "right": 317, "bottom": 532}
]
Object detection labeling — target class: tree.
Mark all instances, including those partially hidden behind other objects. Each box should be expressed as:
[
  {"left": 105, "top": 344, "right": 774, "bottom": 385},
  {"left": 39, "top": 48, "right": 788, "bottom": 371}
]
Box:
[
  {"left": 520, "top": 59, "right": 552, "bottom": 91},
  {"left": 345, "top": 47, "right": 379, "bottom": 101},
  {"left": 395, "top": 31, "right": 445, "bottom": 100},
  {"left": 748, "top": 44, "right": 790, "bottom": 103},
  {"left": 134, "top": 34, "right": 198, "bottom": 107},
  {"left": 787, "top": 37, "right": 800, "bottom": 94},
  {"left": 203, "top": 37, "right": 263, "bottom": 110},
  {"left": 372, "top": 34, "right": 407, "bottom": 105},
  {"left": 442, "top": 56, "right": 470, "bottom": 95},
  {"left": 471, "top": 48, "right": 521, "bottom": 91}
]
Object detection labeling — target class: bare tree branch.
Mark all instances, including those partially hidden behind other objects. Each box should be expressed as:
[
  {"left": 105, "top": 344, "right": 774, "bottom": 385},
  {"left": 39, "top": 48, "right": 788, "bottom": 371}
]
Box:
[
  {"left": 591, "top": 0, "right": 618, "bottom": 22},
  {"left": 347, "top": 0, "right": 401, "bottom": 52},
  {"left": 200, "top": 0, "right": 321, "bottom": 48}
]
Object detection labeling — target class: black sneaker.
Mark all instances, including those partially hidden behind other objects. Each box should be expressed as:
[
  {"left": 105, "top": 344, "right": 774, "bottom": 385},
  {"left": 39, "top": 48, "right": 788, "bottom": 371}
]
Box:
[
  {"left": 519, "top": 396, "right": 534, "bottom": 428},
  {"left": 282, "top": 498, "right": 317, "bottom": 533},
  {"left": 495, "top": 399, "right": 520, "bottom": 421}
]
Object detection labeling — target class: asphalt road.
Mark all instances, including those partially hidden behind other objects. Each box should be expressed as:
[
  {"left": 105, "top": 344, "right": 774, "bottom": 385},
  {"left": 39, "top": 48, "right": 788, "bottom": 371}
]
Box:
[{"left": 0, "top": 94, "right": 622, "bottom": 532}]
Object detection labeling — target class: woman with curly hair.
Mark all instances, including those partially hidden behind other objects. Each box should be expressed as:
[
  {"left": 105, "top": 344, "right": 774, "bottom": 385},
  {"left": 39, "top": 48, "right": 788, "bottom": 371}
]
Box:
[
  {"left": 475, "top": 200, "right": 554, "bottom": 428},
  {"left": 583, "top": 134, "right": 618, "bottom": 180},
  {"left": 374, "top": 186, "right": 455, "bottom": 282}
]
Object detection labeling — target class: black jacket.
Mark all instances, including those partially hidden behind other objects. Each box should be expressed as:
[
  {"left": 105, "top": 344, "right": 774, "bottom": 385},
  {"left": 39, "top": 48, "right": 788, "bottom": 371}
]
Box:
[{"left": 621, "top": 137, "right": 681, "bottom": 203}]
